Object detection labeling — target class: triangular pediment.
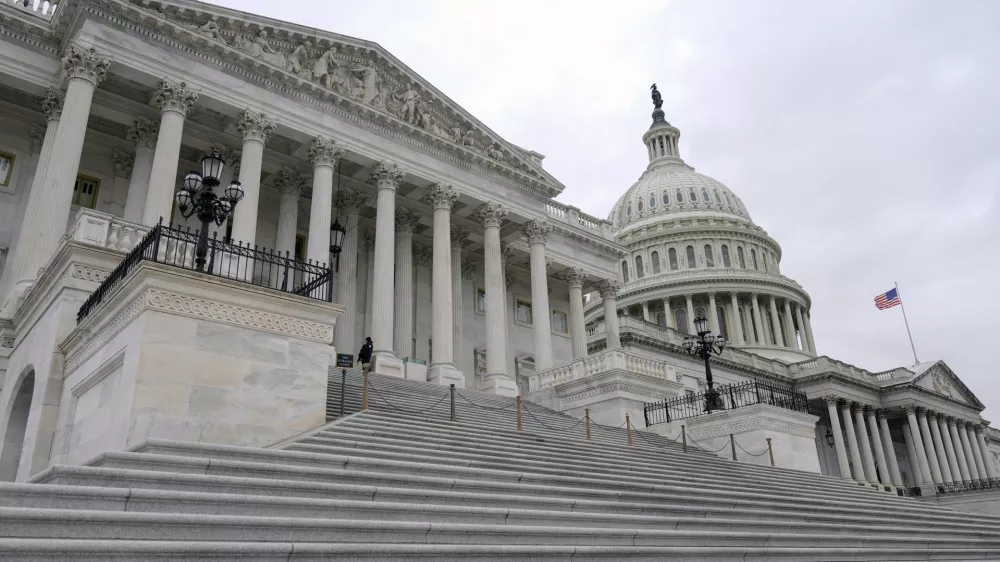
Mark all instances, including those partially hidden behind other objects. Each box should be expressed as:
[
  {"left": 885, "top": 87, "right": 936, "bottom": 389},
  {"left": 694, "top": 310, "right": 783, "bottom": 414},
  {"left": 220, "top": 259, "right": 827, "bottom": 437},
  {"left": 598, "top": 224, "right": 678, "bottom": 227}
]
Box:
[
  {"left": 108, "top": 0, "right": 561, "bottom": 196},
  {"left": 911, "top": 361, "right": 984, "bottom": 409}
]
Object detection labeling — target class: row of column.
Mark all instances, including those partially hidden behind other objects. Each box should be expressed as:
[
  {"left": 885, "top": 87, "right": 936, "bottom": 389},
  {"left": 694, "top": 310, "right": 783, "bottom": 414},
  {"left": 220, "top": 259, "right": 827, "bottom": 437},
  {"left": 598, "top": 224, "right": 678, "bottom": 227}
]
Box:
[
  {"left": 902, "top": 406, "right": 996, "bottom": 492},
  {"left": 632, "top": 291, "right": 816, "bottom": 353},
  {"left": 824, "top": 397, "right": 903, "bottom": 489}
]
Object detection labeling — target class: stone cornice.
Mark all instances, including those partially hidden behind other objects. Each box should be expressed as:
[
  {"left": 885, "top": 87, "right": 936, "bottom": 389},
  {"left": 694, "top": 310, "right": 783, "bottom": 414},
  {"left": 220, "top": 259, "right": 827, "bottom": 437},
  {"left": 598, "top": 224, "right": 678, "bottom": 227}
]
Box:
[
  {"left": 614, "top": 272, "right": 810, "bottom": 308},
  {"left": 551, "top": 222, "right": 627, "bottom": 262},
  {"left": 59, "top": 0, "right": 560, "bottom": 200}
]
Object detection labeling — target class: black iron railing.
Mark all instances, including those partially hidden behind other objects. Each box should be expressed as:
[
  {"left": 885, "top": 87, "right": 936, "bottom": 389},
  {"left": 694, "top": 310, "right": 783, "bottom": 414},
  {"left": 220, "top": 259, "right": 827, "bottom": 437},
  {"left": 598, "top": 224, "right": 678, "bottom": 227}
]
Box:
[
  {"left": 77, "top": 222, "right": 333, "bottom": 323},
  {"left": 938, "top": 478, "right": 1000, "bottom": 494},
  {"left": 643, "top": 379, "right": 809, "bottom": 426}
]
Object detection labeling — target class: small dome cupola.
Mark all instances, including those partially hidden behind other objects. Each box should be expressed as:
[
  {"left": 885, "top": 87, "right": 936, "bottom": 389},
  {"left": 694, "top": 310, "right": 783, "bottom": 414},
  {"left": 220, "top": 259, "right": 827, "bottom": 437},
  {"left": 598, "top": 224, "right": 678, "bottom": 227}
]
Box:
[{"left": 643, "top": 84, "right": 682, "bottom": 165}]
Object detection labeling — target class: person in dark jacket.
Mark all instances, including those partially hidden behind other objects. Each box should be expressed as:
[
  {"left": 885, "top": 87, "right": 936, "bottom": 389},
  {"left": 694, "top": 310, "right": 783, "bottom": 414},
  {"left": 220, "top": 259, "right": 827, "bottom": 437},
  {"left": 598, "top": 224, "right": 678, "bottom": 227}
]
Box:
[{"left": 358, "top": 337, "right": 373, "bottom": 373}]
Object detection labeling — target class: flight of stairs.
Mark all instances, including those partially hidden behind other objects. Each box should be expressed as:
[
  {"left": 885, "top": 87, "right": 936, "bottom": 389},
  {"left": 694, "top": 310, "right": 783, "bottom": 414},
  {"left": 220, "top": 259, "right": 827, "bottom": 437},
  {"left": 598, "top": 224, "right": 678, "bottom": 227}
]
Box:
[{"left": 0, "top": 371, "right": 999, "bottom": 559}]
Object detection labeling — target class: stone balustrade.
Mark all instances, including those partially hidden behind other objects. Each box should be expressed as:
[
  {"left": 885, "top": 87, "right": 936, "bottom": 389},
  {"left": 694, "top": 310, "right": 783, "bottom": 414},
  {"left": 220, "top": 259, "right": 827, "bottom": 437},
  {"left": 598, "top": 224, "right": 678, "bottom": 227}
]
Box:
[
  {"left": 67, "top": 208, "right": 151, "bottom": 254},
  {"left": 7, "top": 0, "right": 58, "bottom": 19},
  {"left": 545, "top": 200, "right": 611, "bottom": 239},
  {"left": 528, "top": 347, "right": 676, "bottom": 393}
]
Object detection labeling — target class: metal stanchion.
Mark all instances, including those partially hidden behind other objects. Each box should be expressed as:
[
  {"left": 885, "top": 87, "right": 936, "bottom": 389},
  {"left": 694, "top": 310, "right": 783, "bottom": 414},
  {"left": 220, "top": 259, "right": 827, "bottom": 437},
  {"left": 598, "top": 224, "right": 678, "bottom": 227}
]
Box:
[
  {"left": 449, "top": 384, "right": 456, "bottom": 422},
  {"left": 339, "top": 369, "right": 346, "bottom": 416},
  {"left": 767, "top": 437, "right": 775, "bottom": 467},
  {"left": 626, "top": 413, "right": 632, "bottom": 447},
  {"left": 585, "top": 408, "right": 591, "bottom": 441},
  {"left": 730, "top": 433, "right": 737, "bottom": 461},
  {"left": 516, "top": 395, "right": 523, "bottom": 433},
  {"left": 682, "top": 425, "right": 688, "bottom": 453},
  {"left": 362, "top": 369, "right": 369, "bottom": 410}
]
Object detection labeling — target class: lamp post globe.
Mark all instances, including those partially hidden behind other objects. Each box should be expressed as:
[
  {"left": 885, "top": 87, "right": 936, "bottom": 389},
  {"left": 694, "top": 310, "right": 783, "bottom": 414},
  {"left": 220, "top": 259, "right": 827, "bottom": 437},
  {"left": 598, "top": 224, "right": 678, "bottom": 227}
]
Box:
[
  {"left": 684, "top": 313, "right": 727, "bottom": 413},
  {"left": 174, "top": 150, "right": 242, "bottom": 272}
]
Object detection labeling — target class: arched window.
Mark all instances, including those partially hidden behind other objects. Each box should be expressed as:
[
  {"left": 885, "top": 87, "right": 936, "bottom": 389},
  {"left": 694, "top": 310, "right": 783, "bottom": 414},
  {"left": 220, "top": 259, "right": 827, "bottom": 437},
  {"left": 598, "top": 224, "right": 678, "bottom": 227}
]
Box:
[
  {"left": 656, "top": 312, "right": 666, "bottom": 327},
  {"left": 724, "top": 193, "right": 733, "bottom": 206},
  {"left": 637, "top": 199, "right": 644, "bottom": 212},
  {"left": 714, "top": 192, "right": 722, "bottom": 203},
  {"left": 675, "top": 309, "right": 689, "bottom": 334},
  {"left": 649, "top": 195, "right": 656, "bottom": 209},
  {"left": 688, "top": 190, "right": 697, "bottom": 203},
  {"left": 676, "top": 191, "right": 684, "bottom": 203},
  {"left": 635, "top": 255, "right": 644, "bottom": 278},
  {"left": 721, "top": 244, "right": 731, "bottom": 267},
  {"left": 704, "top": 244, "right": 715, "bottom": 267},
  {"left": 621, "top": 260, "right": 630, "bottom": 283},
  {"left": 662, "top": 192, "right": 669, "bottom": 205},
  {"left": 737, "top": 247, "right": 746, "bottom": 268},
  {"left": 761, "top": 250, "right": 769, "bottom": 272},
  {"left": 626, "top": 203, "right": 632, "bottom": 217},
  {"left": 702, "top": 190, "right": 710, "bottom": 202},
  {"left": 685, "top": 245, "right": 696, "bottom": 269},
  {"left": 717, "top": 306, "right": 728, "bottom": 340},
  {"left": 668, "top": 248, "right": 678, "bottom": 270},
  {"left": 751, "top": 249, "right": 758, "bottom": 270},
  {"left": 651, "top": 251, "right": 661, "bottom": 274}
]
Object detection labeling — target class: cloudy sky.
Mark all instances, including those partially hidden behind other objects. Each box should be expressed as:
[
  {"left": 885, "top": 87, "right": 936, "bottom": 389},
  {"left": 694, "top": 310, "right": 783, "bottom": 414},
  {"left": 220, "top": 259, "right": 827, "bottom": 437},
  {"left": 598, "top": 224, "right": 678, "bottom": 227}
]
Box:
[{"left": 220, "top": 0, "right": 999, "bottom": 417}]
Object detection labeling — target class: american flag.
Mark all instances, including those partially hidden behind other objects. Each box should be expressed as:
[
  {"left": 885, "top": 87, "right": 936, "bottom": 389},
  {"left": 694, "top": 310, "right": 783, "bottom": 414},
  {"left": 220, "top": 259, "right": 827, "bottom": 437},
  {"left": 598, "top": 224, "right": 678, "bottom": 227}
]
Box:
[{"left": 874, "top": 288, "right": 901, "bottom": 310}]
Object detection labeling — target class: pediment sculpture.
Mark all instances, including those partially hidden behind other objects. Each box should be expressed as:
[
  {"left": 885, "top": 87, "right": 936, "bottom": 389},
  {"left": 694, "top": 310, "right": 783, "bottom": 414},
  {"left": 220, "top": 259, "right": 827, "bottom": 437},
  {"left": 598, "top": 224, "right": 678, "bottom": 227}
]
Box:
[{"left": 932, "top": 370, "right": 953, "bottom": 398}]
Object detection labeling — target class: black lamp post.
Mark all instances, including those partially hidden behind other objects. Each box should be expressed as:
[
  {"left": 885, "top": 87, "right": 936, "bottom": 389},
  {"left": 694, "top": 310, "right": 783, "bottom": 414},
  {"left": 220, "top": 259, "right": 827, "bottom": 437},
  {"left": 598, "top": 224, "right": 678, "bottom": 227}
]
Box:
[
  {"left": 683, "top": 314, "right": 726, "bottom": 413},
  {"left": 174, "top": 149, "right": 245, "bottom": 272}
]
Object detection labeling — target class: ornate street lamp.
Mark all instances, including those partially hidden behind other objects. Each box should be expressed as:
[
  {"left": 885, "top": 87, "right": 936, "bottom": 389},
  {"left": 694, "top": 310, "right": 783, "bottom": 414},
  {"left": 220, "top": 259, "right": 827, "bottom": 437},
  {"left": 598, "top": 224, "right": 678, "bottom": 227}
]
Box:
[
  {"left": 174, "top": 149, "right": 244, "bottom": 272},
  {"left": 329, "top": 219, "right": 346, "bottom": 255},
  {"left": 683, "top": 314, "right": 726, "bottom": 413}
]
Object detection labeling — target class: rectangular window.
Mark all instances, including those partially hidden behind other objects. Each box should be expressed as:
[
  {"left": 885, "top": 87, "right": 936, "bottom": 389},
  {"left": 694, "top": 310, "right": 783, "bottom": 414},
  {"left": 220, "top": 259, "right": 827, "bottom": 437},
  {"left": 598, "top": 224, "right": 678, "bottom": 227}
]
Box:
[
  {"left": 72, "top": 174, "right": 101, "bottom": 209},
  {"left": 475, "top": 287, "right": 486, "bottom": 314},
  {"left": 0, "top": 151, "right": 14, "bottom": 187},
  {"left": 551, "top": 309, "right": 568, "bottom": 335},
  {"left": 515, "top": 298, "right": 533, "bottom": 325}
]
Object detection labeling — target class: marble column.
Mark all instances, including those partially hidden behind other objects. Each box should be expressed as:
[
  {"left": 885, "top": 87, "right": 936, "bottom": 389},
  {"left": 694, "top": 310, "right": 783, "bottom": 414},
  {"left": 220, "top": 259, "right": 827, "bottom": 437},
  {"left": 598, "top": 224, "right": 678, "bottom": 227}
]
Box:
[
  {"left": 641, "top": 302, "right": 650, "bottom": 323},
  {"left": 936, "top": 414, "right": 961, "bottom": 483},
  {"left": 959, "top": 422, "right": 981, "bottom": 481},
  {"left": 0, "top": 92, "right": 60, "bottom": 312},
  {"left": 853, "top": 404, "right": 879, "bottom": 485},
  {"left": 305, "top": 137, "right": 342, "bottom": 267},
  {"left": 664, "top": 298, "right": 676, "bottom": 330},
  {"left": 794, "top": 304, "right": 807, "bottom": 352},
  {"left": 782, "top": 300, "right": 797, "bottom": 350},
  {"left": 363, "top": 230, "right": 376, "bottom": 341},
  {"left": 877, "top": 412, "right": 904, "bottom": 487},
  {"left": 750, "top": 294, "right": 766, "bottom": 346},
  {"left": 393, "top": 208, "right": 419, "bottom": 358},
  {"left": 949, "top": 418, "right": 973, "bottom": 481},
  {"left": 229, "top": 110, "right": 275, "bottom": 250},
  {"left": 841, "top": 402, "right": 867, "bottom": 483},
  {"left": 968, "top": 423, "right": 988, "bottom": 480},
  {"left": 917, "top": 408, "right": 944, "bottom": 486},
  {"left": 929, "top": 413, "right": 955, "bottom": 483},
  {"left": 369, "top": 161, "right": 404, "bottom": 364},
  {"left": 271, "top": 169, "right": 303, "bottom": 260},
  {"left": 477, "top": 201, "right": 514, "bottom": 395},
  {"left": 142, "top": 80, "right": 198, "bottom": 227},
  {"left": 707, "top": 292, "right": 719, "bottom": 335},
  {"left": 123, "top": 118, "right": 158, "bottom": 224},
  {"left": 866, "top": 407, "right": 892, "bottom": 487},
  {"left": 729, "top": 293, "right": 744, "bottom": 345},
  {"left": 423, "top": 184, "right": 460, "bottom": 384},
  {"left": 975, "top": 426, "right": 997, "bottom": 479},
  {"left": 742, "top": 303, "right": 756, "bottom": 344},
  {"left": 902, "top": 418, "right": 924, "bottom": 488},
  {"left": 685, "top": 294, "right": 696, "bottom": 333},
  {"left": 555, "top": 267, "right": 583, "bottom": 360},
  {"left": 803, "top": 309, "right": 817, "bottom": 353},
  {"left": 4, "top": 48, "right": 108, "bottom": 313},
  {"left": 768, "top": 296, "right": 785, "bottom": 347},
  {"left": 825, "top": 397, "right": 852, "bottom": 480},
  {"left": 522, "top": 220, "right": 554, "bottom": 370},
  {"left": 451, "top": 227, "right": 469, "bottom": 367},
  {"left": 333, "top": 190, "right": 369, "bottom": 357},
  {"left": 906, "top": 406, "right": 937, "bottom": 493},
  {"left": 599, "top": 280, "right": 621, "bottom": 349},
  {"left": 111, "top": 150, "right": 133, "bottom": 219}
]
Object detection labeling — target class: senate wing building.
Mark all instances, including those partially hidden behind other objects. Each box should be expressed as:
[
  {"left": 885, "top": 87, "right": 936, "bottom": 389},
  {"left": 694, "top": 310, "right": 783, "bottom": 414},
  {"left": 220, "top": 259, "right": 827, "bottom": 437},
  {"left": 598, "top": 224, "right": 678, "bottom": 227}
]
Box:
[{"left": 0, "top": 0, "right": 999, "bottom": 558}]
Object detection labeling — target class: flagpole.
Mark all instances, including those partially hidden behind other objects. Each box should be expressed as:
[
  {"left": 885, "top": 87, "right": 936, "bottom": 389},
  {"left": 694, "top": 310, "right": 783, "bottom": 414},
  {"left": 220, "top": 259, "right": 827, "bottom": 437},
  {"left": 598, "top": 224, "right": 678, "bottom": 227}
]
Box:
[{"left": 895, "top": 282, "right": 919, "bottom": 366}]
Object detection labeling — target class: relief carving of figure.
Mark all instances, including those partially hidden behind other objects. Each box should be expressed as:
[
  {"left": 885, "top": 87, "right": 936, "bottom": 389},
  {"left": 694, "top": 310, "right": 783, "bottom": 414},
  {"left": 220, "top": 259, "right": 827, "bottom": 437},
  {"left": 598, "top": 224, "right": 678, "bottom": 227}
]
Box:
[
  {"left": 239, "top": 31, "right": 288, "bottom": 69},
  {"left": 351, "top": 62, "right": 381, "bottom": 104},
  {"left": 312, "top": 48, "right": 347, "bottom": 93},
  {"left": 485, "top": 143, "right": 504, "bottom": 161},
  {"left": 287, "top": 41, "right": 313, "bottom": 77},
  {"left": 416, "top": 99, "right": 445, "bottom": 137},
  {"left": 449, "top": 126, "right": 464, "bottom": 144},
  {"left": 462, "top": 129, "right": 479, "bottom": 151},
  {"left": 399, "top": 85, "right": 418, "bottom": 124},
  {"left": 195, "top": 20, "right": 227, "bottom": 44}
]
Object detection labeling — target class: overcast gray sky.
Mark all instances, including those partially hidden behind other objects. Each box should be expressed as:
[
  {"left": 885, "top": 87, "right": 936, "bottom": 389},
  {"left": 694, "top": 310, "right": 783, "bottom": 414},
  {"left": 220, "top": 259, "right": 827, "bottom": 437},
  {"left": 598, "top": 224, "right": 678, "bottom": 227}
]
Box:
[{"left": 218, "top": 0, "right": 999, "bottom": 417}]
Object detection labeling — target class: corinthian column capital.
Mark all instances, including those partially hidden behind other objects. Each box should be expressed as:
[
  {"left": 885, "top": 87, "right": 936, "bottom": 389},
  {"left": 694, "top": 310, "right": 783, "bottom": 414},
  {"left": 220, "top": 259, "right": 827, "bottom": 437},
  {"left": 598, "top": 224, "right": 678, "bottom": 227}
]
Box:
[
  {"left": 62, "top": 45, "right": 111, "bottom": 86},
  {"left": 307, "top": 137, "right": 344, "bottom": 168},
  {"left": 236, "top": 109, "right": 275, "bottom": 143},
  {"left": 520, "top": 219, "right": 552, "bottom": 245},
  {"left": 597, "top": 279, "right": 620, "bottom": 298},
  {"left": 40, "top": 88, "right": 62, "bottom": 121},
  {"left": 126, "top": 118, "right": 160, "bottom": 150},
  {"left": 113, "top": 150, "right": 134, "bottom": 179},
  {"left": 273, "top": 168, "right": 307, "bottom": 197},
  {"left": 336, "top": 190, "right": 370, "bottom": 216},
  {"left": 424, "top": 183, "right": 459, "bottom": 210},
  {"left": 395, "top": 208, "right": 420, "bottom": 232},
  {"left": 450, "top": 226, "right": 469, "bottom": 248},
  {"left": 370, "top": 160, "right": 404, "bottom": 190},
  {"left": 476, "top": 201, "right": 507, "bottom": 228},
  {"left": 561, "top": 266, "right": 588, "bottom": 289},
  {"left": 155, "top": 80, "right": 198, "bottom": 117}
]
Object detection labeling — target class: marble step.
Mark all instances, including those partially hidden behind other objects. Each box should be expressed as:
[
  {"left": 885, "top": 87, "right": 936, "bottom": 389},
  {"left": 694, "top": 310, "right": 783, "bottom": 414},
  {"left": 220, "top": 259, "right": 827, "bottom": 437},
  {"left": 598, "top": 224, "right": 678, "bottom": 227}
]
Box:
[
  {"left": 32, "top": 465, "right": 992, "bottom": 531},
  {"left": 2, "top": 507, "right": 996, "bottom": 550}
]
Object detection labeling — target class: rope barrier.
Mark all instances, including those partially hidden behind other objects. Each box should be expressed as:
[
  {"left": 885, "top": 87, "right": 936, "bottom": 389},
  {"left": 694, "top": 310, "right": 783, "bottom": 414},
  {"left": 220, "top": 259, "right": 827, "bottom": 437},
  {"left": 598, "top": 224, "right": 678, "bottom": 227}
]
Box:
[
  {"left": 454, "top": 390, "right": 517, "bottom": 411},
  {"left": 734, "top": 438, "right": 771, "bottom": 457},
  {"left": 519, "top": 402, "right": 587, "bottom": 432},
  {"left": 686, "top": 435, "right": 732, "bottom": 454},
  {"left": 365, "top": 380, "right": 450, "bottom": 415}
]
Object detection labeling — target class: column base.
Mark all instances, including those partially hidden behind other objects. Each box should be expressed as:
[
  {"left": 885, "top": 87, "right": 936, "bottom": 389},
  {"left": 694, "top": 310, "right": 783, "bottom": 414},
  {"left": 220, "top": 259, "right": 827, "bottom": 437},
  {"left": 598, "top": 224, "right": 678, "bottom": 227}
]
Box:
[
  {"left": 479, "top": 374, "right": 517, "bottom": 397},
  {"left": 402, "top": 359, "right": 427, "bottom": 382},
  {"left": 427, "top": 363, "right": 463, "bottom": 387},
  {"left": 372, "top": 353, "right": 404, "bottom": 378}
]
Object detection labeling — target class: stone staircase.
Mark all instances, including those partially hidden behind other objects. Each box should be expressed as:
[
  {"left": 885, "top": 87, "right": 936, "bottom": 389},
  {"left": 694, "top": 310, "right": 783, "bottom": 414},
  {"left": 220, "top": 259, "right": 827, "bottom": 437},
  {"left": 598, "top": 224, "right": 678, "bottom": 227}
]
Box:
[{"left": 1, "top": 372, "right": 999, "bottom": 559}]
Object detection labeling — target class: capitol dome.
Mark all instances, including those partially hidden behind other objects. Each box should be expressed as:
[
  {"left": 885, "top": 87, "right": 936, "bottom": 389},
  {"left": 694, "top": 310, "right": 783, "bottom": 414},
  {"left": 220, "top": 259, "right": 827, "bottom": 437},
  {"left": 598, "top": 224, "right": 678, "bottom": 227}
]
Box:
[{"left": 593, "top": 88, "right": 818, "bottom": 363}]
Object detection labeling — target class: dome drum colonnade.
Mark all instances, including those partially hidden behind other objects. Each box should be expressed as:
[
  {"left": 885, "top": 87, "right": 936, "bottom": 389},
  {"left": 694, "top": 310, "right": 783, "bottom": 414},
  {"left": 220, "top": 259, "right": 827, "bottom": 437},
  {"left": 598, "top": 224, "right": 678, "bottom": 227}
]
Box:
[{"left": 822, "top": 396, "right": 998, "bottom": 492}]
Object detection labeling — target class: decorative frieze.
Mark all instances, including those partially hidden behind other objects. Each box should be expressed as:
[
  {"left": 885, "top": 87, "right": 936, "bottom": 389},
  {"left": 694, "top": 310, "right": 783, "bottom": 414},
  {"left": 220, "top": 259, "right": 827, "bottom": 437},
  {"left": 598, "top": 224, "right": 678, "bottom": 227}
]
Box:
[
  {"left": 236, "top": 109, "right": 276, "bottom": 143},
  {"left": 62, "top": 45, "right": 110, "bottom": 86},
  {"left": 154, "top": 80, "right": 199, "bottom": 116}
]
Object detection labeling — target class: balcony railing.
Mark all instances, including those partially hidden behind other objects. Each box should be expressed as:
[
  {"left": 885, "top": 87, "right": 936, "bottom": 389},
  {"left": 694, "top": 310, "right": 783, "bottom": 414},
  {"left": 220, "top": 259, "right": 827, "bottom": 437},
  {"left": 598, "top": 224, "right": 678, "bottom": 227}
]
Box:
[
  {"left": 6, "top": 0, "right": 59, "bottom": 19},
  {"left": 544, "top": 200, "right": 611, "bottom": 239},
  {"left": 76, "top": 222, "right": 333, "bottom": 323},
  {"left": 643, "top": 379, "right": 809, "bottom": 426},
  {"left": 527, "top": 347, "right": 677, "bottom": 393}
]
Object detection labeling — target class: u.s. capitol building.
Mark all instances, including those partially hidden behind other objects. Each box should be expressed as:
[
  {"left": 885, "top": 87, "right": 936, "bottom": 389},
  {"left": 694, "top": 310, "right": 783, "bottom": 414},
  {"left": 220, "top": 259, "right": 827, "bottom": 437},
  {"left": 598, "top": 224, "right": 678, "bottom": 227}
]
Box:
[{"left": 0, "top": 0, "right": 998, "bottom": 558}]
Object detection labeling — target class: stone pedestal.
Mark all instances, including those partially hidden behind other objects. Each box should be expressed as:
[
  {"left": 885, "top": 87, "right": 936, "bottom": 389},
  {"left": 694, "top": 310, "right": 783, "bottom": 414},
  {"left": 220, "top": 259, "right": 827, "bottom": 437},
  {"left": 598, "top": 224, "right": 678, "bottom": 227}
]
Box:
[
  {"left": 479, "top": 375, "right": 518, "bottom": 397},
  {"left": 373, "top": 355, "right": 404, "bottom": 378},
  {"left": 402, "top": 359, "right": 428, "bottom": 383},
  {"left": 428, "top": 364, "right": 464, "bottom": 387}
]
